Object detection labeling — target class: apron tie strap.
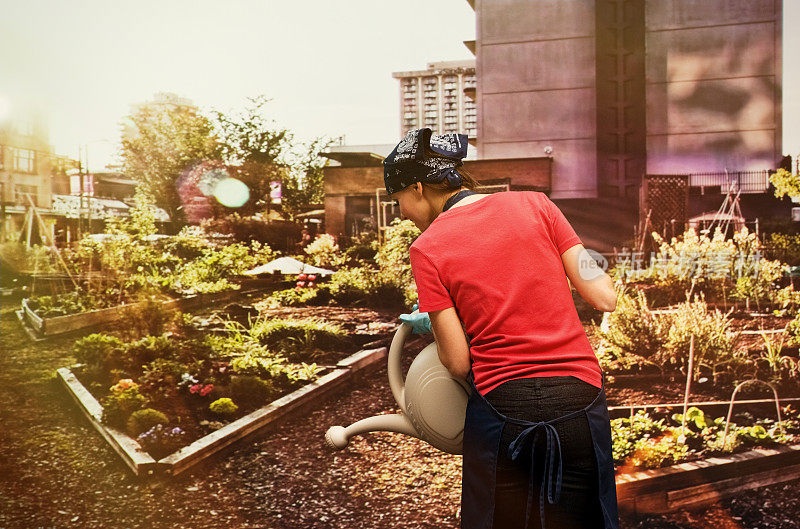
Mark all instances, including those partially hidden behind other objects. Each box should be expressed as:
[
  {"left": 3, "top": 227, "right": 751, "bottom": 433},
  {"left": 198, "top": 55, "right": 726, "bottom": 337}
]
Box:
[{"left": 508, "top": 422, "right": 563, "bottom": 529}]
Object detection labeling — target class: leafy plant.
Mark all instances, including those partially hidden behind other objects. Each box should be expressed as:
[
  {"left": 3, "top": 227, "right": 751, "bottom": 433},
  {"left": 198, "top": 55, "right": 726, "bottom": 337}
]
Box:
[
  {"left": 140, "top": 359, "right": 187, "bottom": 398},
  {"left": 599, "top": 288, "right": 667, "bottom": 367},
  {"left": 73, "top": 333, "right": 125, "bottom": 367},
  {"left": 100, "top": 386, "right": 149, "bottom": 429},
  {"left": 137, "top": 424, "right": 186, "bottom": 458},
  {"left": 663, "top": 293, "right": 742, "bottom": 378},
  {"left": 249, "top": 317, "right": 346, "bottom": 362},
  {"left": 126, "top": 408, "right": 169, "bottom": 436},
  {"left": 230, "top": 375, "right": 277, "bottom": 407},
  {"left": 304, "top": 234, "right": 344, "bottom": 268},
  {"left": 209, "top": 397, "right": 239, "bottom": 416}
]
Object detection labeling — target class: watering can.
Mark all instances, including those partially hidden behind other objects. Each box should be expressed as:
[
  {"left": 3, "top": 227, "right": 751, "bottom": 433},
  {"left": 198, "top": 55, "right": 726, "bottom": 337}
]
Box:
[{"left": 324, "top": 316, "right": 471, "bottom": 455}]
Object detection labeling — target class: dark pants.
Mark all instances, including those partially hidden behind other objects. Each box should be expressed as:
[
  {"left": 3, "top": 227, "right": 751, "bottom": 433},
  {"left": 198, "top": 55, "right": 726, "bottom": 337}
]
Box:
[{"left": 484, "top": 376, "right": 605, "bottom": 529}]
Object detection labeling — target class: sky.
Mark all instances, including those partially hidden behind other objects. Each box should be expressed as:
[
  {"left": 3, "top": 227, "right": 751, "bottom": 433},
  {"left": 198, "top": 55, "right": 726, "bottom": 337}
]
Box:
[{"left": 0, "top": 0, "right": 797, "bottom": 172}]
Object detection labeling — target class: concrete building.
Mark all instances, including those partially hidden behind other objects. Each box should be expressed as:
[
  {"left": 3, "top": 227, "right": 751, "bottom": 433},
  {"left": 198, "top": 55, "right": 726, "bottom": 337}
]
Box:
[
  {"left": 471, "top": 0, "right": 782, "bottom": 201},
  {"left": 0, "top": 110, "right": 58, "bottom": 243},
  {"left": 393, "top": 60, "right": 477, "bottom": 139}
]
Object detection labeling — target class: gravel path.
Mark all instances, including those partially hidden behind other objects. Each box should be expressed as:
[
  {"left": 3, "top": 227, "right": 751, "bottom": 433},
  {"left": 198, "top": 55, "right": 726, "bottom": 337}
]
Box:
[{"left": 2, "top": 304, "right": 799, "bottom": 529}]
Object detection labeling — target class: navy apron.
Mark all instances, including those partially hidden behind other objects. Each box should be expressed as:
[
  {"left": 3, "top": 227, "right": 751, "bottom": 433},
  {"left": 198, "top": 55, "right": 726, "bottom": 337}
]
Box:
[{"left": 461, "top": 374, "right": 619, "bottom": 529}]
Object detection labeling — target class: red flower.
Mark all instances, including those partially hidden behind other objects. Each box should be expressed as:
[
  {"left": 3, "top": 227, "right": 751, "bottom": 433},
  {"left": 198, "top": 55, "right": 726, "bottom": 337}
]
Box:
[
  {"left": 200, "top": 384, "right": 214, "bottom": 396},
  {"left": 189, "top": 384, "right": 201, "bottom": 394}
]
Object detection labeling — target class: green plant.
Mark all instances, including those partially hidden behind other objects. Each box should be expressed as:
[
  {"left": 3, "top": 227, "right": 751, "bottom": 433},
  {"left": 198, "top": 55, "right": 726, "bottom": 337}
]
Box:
[
  {"left": 663, "top": 293, "right": 741, "bottom": 378},
  {"left": 284, "top": 362, "right": 323, "bottom": 383},
  {"left": 100, "top": 386, "right": 149, "bottom": 429},
  {"left": 73, "top": 333, "right": 125, "bottom": 367},
  {"left": 230, "top": 375, "right": 277, "bottom": 407},
  {"left": 260, "top": 287, "right": 324, "bottom": 308},
  {"left": 599, "top": 288, "right": 668, "bottom": 367},
  {"left": 769, "top": 168, "right": 800, "bottom": 200},
  {"left": 209, "top": 397, "right": 239, "bottom": 416},
  {"left": 249, "top": 317, "right": 346, "bottom": 362},
  {"left": 124, "top": 334, "right": 179, "bottom": 373},
  {"left": 757, "top": 328, "right": 798, "bottom": 382},
  {"left": 126, "top": 408, "right": 169, "bottom": 436},
  {"left": 611, "top": 410, "right": 668, "bottom": 463},
  {"left": 304, "top": 234, "right": 344, "bottom": 268},
  {"left": 140, "top": 359, "right": 187, "bottom": 398}
]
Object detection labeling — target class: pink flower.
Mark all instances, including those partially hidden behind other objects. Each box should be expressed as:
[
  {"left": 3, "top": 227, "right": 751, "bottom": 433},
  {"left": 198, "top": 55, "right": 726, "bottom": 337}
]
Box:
[
  {"left": 189, "top": 384, "right": 201, "bottom": 394},
  {"left": 200, "top": 384, "right": 214, "bottom": 396}
]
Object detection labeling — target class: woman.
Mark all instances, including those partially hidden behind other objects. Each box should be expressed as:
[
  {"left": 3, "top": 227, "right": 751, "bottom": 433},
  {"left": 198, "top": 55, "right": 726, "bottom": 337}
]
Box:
[{"left": 383, "top": 128, "right": 619, "bottom": 529}]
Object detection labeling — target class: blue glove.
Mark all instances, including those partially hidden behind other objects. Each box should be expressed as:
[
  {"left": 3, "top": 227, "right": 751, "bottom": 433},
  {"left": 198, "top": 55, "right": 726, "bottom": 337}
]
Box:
[{"left": 399, "top": 305, "right": 431, "bottom": 334}]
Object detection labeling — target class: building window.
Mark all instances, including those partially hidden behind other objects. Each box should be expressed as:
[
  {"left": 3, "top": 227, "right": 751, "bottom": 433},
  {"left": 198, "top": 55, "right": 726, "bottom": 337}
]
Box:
[
  {"left": 14, "top": 184, "right": 37, "bottom": 206},
  {"left": 13, "top": 148, "right": 35, "bottom": 173}
]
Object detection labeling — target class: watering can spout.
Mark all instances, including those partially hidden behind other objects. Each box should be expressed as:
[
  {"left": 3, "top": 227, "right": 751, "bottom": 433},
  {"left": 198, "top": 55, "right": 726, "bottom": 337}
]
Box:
[{"left": 325, "top": 413, "right": 419, "bottom": 450}]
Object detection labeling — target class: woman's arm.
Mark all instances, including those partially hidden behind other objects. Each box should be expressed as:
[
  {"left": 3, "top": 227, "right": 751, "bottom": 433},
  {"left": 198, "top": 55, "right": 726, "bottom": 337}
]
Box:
[
  {"left": 428, "top": 307, "right": 471, "bottom": 379},
  {"left": 560, "top": 244, "right": 618, "bottom": 313}
]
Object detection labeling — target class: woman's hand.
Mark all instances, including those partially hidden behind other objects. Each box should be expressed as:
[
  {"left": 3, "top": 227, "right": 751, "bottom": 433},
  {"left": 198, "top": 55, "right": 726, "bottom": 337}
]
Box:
[{"left": 428, "top": 307, "right": 471, "bottom": 379}]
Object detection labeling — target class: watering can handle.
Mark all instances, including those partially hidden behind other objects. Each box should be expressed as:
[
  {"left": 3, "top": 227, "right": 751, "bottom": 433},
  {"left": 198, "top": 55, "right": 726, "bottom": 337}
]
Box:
[{"left": 387, "top": 316, "right": 414, "bottom": 414}]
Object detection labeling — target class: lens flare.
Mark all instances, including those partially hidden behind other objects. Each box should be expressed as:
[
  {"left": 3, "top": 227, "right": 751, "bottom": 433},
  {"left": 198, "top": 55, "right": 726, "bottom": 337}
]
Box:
[{"left": 213, "top": 177, "right": 250, "bottom": 208}]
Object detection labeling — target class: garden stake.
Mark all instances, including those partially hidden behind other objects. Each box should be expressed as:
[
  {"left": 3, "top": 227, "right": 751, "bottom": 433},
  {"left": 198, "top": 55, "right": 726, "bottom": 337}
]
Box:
[
  {"left": 722, "top": 380, "right": 784, "bottom": 448},
  {"left": 681, "top": 335, "right": 695, "bottom": 440}
]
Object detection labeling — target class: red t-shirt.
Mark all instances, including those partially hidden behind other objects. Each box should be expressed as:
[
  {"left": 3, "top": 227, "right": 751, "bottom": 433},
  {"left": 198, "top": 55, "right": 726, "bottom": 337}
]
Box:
[{"left": 409, "top": 190, "right": 601, "bottom": 395}]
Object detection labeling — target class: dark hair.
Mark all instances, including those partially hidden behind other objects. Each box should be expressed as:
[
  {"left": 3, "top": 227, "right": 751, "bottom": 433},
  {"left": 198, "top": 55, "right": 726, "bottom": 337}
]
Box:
[{"left": 420, "top": 147, "right": 479, "bottom": 193}]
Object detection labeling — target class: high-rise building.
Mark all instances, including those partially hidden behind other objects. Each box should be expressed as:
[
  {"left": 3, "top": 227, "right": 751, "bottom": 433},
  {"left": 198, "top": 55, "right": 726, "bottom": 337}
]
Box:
[
  {"left": 470, "top": 0, "right": 782, "bottom": 200},
  {"left": 393, "top": 60, "right": 477, "bottom": 140}
]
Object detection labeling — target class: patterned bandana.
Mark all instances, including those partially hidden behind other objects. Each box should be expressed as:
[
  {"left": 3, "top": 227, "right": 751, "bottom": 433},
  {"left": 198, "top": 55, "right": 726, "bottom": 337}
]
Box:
[{"left": 383, "top": 128, "right": 469, "bottom": 195}]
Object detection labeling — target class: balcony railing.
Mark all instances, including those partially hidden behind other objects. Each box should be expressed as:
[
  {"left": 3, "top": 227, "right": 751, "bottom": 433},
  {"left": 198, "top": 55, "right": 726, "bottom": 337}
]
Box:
[{"left": 687, "top": 170, "right": 771, "bottom": 194}]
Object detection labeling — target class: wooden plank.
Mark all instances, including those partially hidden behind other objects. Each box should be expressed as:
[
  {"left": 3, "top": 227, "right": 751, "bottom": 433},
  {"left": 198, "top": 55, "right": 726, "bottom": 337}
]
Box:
[
  {"left": 337, "top": 347, "right": 388, "bottom": 371},
  {"left": 21, "top": 298, "right": 44, "bottom": 332},
  {"left": 666, "top": 463, "right": 800, "bottom": 509},
  {"left": 162, "top": 368, "right": 353, "bottom": 476},
  {"left": 616, "top": 444, "right": 800, "bottom": 504},
  {"left": 57, "top": 368, "right": 158, "bottom": 477},
  {"left": 163, "top": 346, "right": 389, "bottom": 476}
]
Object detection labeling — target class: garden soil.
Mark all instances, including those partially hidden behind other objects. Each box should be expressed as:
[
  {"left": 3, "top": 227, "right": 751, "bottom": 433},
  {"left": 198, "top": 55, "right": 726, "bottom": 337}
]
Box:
[{"left": 1, "top": 303, "right": 799, "bottom": 529}]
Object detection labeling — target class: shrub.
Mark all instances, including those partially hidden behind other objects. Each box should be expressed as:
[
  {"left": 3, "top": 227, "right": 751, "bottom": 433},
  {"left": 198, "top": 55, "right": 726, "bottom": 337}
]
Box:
[
  {"left": 202, "top": 215, "right": 301, "bottom": 253},
  {"left": 764, "top": 232, "right": 800, "bottom": 266},
  {"left": 663, "top": 293, "right": 741, "bottom": 377},
  {"left": 261, "top": 287, "right": 325, "bottom": 308},
  {"left": 140, "top": 359, "right": 187, "bottom": 398},
  {"left": 118, "top": 296, "right": 177, "bottom": 339},
  {"left": 230, "top": 375, "right": 277, "bottom": 407},
  {"left": 599, "top": 288, "right": 668, "bottom": 366},
  {"left": 324, "top": 266, "right": 377, "bottom": 305},
  {"left": 304, "top": 234, "right": 344, "bottom": 268},
  {"left": 611, "top": 411, "right": 668, "bottom": 463},
  {"left": 376, "top": 219, "right": 419, "bottom": 307},
  {"left": 127, "top": 408, "right": 169, "bottom": 436},
  {"left": 249, "top": 317, "right": 346, "bottom": 362},
  {"left": 101, "top": 386, "right": 149, "bottom": 429},
  {"left": 73, "top": 333, "right": 125, "bottom": 367},
  {"left": 209, "top": 397, "right": 239, "bottom": 416},
  {"left": 124, "top": 334, "right": 179, "bottom": 373}
]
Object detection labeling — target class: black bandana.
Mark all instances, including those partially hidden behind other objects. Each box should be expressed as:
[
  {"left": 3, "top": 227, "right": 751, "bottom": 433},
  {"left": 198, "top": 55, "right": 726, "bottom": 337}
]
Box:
[{"left": 383, "top": 128, "right": 469, "bottom": 195}]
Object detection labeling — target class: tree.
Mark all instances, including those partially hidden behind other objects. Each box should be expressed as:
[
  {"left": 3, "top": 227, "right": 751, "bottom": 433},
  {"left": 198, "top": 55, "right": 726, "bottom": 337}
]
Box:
[
  {"left": 212, "top": 96, "right": 292, "bottom": 217},
  {"left": 281, "top": 136, "right": 336, "bottom": 221},
  {"left": 121, "top": 94, "right": 222, "bottom": 224}
]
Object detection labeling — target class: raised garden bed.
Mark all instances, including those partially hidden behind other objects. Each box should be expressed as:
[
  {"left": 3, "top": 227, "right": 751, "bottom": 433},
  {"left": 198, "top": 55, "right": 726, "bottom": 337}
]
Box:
[
  {"left": 58, "top": 346, "right": 388, "bottom": 477},
  {"left": 16, "top": 282, "right": 289, "bottom": 340},
  {"left": 616, "top": 443, "right": 800, "bottom": 515}
]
